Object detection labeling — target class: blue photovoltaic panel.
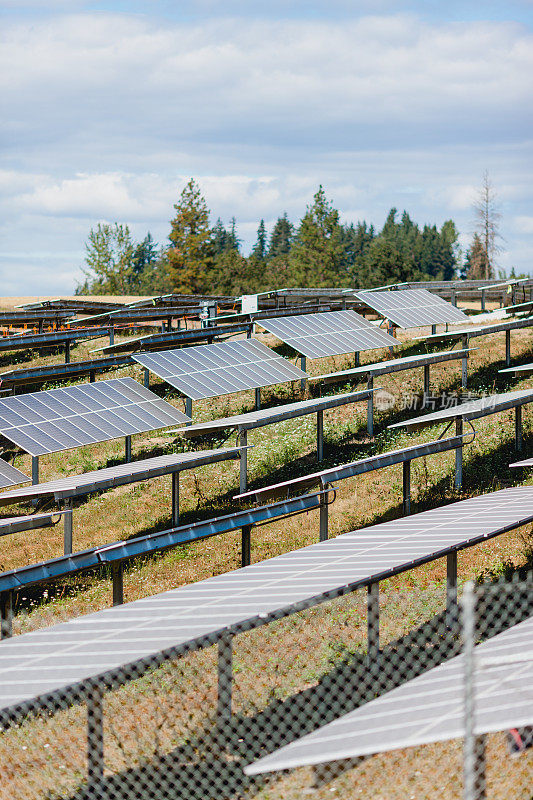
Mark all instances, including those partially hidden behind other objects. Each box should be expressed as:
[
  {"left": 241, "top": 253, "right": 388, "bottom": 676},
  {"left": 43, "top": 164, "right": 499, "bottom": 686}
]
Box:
[
  {"left": 0, "top": 378, "right": 189, "bottom": 456},
  {"left": 259, "top": 311, "right": 398, "bottom": 358},
  {"left": 133, "top": 339, "right": 307, "bottom": 400}
]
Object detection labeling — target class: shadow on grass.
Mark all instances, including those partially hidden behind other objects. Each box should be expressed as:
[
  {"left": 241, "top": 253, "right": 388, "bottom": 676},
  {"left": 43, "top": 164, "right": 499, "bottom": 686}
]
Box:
[{"left": 65, "top": 578, "right": 532, "bottom": 800}]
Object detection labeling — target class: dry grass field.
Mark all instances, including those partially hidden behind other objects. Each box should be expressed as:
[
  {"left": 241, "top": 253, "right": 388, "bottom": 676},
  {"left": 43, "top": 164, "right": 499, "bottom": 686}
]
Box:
[{"left": 0, "top": 304, "right": 531, "bottom": 799}]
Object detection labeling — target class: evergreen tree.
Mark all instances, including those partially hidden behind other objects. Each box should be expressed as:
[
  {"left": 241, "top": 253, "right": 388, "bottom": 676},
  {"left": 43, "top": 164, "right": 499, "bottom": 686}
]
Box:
[
  {"left": 251, "top": 220, "right": 267, "bottom": 261},
  {"left": 464, "top": 233, "right": 490, "bottom": 279},
  {"left": 166, "top": 179, "right": 213, "bottom": 294},
  {"left": 268, "top": 213, "right": 294, "bottom": 259},
  {"left": 212, "top": 218, "right": 230, "bottom": 255}
]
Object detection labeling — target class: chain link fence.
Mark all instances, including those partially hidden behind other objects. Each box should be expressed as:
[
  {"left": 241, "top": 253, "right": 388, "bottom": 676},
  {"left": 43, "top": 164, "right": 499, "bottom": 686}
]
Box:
[{"left": 0, "top": 575, "right": 531, "bottom": 800}]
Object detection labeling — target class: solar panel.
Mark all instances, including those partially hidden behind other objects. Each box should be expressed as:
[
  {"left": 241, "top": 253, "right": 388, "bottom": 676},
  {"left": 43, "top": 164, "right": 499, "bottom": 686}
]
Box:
[
  {"left": 356, "top": 289, "right": 469, "bottom": 328},
  {"left": 0, "top": 378, "right": 189, "bottom": 456},
  {"left": 0, "top": 487, "right": 530, "bottom": 718},
  {"left": 311, "top": 348, "right": 475, "bottom": 383},
  {"left": 0, "top": 448, "right": 243, "bottom": 504},
  {"left": 245, "top": 615, "right": 533, "bottom": 774},
  {"left": 422, "top": 316, "right": 533, "bottom": 343},
  {"left": 509, "top": 456, "right": 533, "bottom": 468},
  {"left": 500, "top": 362, "right": 533, "bottom": 376},
  {"left": 0, "top": 459, "right": 30, "bottom": 490},
  {"left": 389, "top": 388, "right": 533, "bottom": 430},
  {"left": 0, "top": 512, "right": 59, "bottom": 537},
  {"left": 132, "top": 340, "right": 307, "bottom": 400},
  {"left": 258, "top": 311, "right": 398, "bottom": 358}
]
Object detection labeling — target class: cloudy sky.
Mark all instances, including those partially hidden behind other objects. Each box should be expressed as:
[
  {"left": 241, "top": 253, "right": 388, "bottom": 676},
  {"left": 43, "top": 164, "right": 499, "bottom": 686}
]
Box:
[{"left": 1, "top": 1, "right": 532, "bottom": 294}]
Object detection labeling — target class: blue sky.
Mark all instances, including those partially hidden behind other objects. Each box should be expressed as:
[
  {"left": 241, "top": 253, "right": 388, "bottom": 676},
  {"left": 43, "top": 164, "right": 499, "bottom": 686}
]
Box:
[{"left": 1, "top": 1, "right": 532, "bottom": 294}]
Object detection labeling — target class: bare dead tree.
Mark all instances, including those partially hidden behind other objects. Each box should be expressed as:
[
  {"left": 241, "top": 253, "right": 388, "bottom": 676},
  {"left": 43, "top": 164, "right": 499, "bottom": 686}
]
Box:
[{"left": 473, "top": 171, "right": 502, "bottom": 280}]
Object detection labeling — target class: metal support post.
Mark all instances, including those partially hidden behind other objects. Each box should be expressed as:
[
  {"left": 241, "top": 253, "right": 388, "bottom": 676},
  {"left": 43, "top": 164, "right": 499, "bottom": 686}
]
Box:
[
  {"left": 63, "top": 502, "right": 73, "bottom": 555},
  {"left": 387, "top": 321, "right": 395, "bottom": 356},
  {"left": 143, "top": 368, "right": 150, "bottom": 389},
  {"left": 455, "top": 417, "right": 463, "bottom": 490},
  {"left": 300, "top": 355, "right": 307, "bottom": 393},
  {"left": 446, "top": 550, "right": 458, "bottom": 630},
  {"left": 89, "top": 371, "right": 95, "bottom": 383},
  {"left": 172, "top": 471, "right": 179, "bottom": 527},
  {"left": 241, "top": 525, "right": 251, "bottom": 567},
  {"left": 451, "top": 289, "right": 457, "bottom": 307},
  {"left": 515, "top": 404, "right": 523, "bottom": 451},
  {"left": 87, "top": 686, "right": 105, "bottom": 792},
  {"left": 109, "top": 327, "right": 114, "bottom": 346},
  {"left": 317, "top": 410, "right": 324, "bottom": 462},
  {"left": 480, "top": 288, "right": 486, "bottom": 312},
  {"left": 64, "top": 339, "right": 71, "bottom": 364},
  {"left": 423, "top": 364, "right": 430, "bottom": 407},
  {"left": 254, "top": 387, "right": 261, "bottom": 410},
  {"left": 112, "top": 563, "right": 124, "bottom": 606},
  {"left": 462, "top": 355, "right": 468, "bottom": 391},
  {"left": 185, "top": 397, "right": 192, "bottom": 426},
  {"left": 31, "top": 455, "right": 39, "bottom": 485},
  {"left": 319, "top": 482, "right": 329, "bottom": 542},
  {"left": 402, "top": 460, "right": 411, "bottom": 515},
  {"left": 167, "top": 317, "right": 172, "bottom": 331},
  {"left": 238, "top": 429, "right": 248, "bottom": 494},
  {"left": 0, "top": 591, "right": 13, "bottom": 639},
  {"left": 505, "top": 329, "right": 511, "bottom": 367},
  {"left": 124, "top": 435, "right": 132, "bottom": 463},
  {"left": 367, "top": 583, "right": 380, "bottom": 663},
  {"left": 462, "top": 582, "right": 486, "bottom": 800},
  {"left": 354, "top": 351, "right": 360, "bottom": 367},
  {"left": 431, "top": 324, "right": 436, "bottom": 335},
  {"left": 367, "top": 376, "right": 374, "bottom": 437},
  {"left": 217, "top": 633, "right": 233, "bottom": 743}
]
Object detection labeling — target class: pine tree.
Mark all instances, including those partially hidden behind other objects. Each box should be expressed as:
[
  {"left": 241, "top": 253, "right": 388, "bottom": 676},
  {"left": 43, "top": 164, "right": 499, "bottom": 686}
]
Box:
[
  {"left": 464, "top": 233, "right": 490, "bottom": 279},
  {"left": 251, "top": 220, "right": 267, "bottom": 261},
  {"left": 166, "top": 179, "right": 214, "bottom": 294},
  {"left": 268, "top": 213, "right": 294, "bottom": 259}
]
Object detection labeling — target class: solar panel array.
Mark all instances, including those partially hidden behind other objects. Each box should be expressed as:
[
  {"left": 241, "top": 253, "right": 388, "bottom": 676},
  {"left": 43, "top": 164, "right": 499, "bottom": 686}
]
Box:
[
  {"left": 389, "top": 388, "right": 533, "bottom": 430},
  {"left": 246, "top": 615, "right": 533, "bottom": 773},
  {"left": 133, "top": 340, "right": 307, "bottom": 399},
  {"left": 356, "top": 288, "right": 469, "bottom": 328},
  {"left": 0, "top": 459, "right": 29, "bottom": 490},
  {"left": 0, "top": 486, "right": 530, "bottom": 717},
  {"left": 311, "top": 348, "right": 474, "bottom": 383},
  {"left": 0, "top": 378, "right": 189, "bottom": 456},
  {"left": 259, "top": 310, "right": 398, "bottom": 358}
]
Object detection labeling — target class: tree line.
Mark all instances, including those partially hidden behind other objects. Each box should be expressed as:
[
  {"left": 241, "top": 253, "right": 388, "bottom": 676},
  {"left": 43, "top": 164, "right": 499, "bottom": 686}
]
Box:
[{"left": 76, "top": 179, "right": 492, "bottom": 296}]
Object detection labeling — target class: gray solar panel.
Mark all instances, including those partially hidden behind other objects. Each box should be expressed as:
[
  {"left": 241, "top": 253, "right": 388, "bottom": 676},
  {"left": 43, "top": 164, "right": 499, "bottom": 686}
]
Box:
[
  {"left": 0, "top": 486, "right": 530, "bottom": 718},
  {"left": 245, "top": 615, "right": 533, "bottom": 773},
  {"left": 132, "top": 340, "right": 307, "bottom": 400},
  {"left": 389, "top": 389, "right": 533, "bottom": 430},
  {"left": 0, "top": 512, "right": 59, "bottom": 537},
  {"left": 0, "top": 378, "right": 189, "bottom": 456},
  {"left": 258, "top": 311, "right": 398, "bottom": 358},
  {"left": 0, "top": 459, "right": 29, "bottom": 490},
  {"left": 311, "top": 348, "right": 475, "bottom": 383},
  {"left": 500, "top": 361, "right": 533, "bottom": 376},
  {"left": 356, "top": 289, "right": 469, "bottom": 328},
  {"left": 0, "top": 448, "right": 242, "bottom": 504}
]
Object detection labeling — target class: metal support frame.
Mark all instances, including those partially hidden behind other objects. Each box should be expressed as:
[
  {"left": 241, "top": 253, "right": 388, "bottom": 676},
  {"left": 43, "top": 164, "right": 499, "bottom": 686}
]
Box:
[
  {"left": 217, "top": 633, "right": 233, "bottom": 743},
  {"left": 87, "top": 686, "right": 105, "bottom": 792},
  {"left": 354, "top": 351, "right": 360, "bottom": 367},
  {"left": 431, "top": 324, "right": 437, "bottom": 335},
  {"left": 31, "top": 455, "right": 39, "bottom": 485},
  {"left": 505, "top": 329, "right": 511, "bottom": 367},
  {"left": 238, "top": 429, "right": 248, "bottom": 494},
  {"left": 387, "top": 320, "right": 395, "bottom": 356},
  {"left": 64, "top": 339, "right": 71, "bottom": 364},
  {"left": 317, "top": 409, "right": 324, "bottom": 462},
  {"left": 241, "top": 525, "right": 251, "bottom": 567},
  {"left": 451, "top": 289, "right": 457, "bottom": 307},
  {"left": 402, "top": 460, "right": 411, "bottom": 515},
  {"left": 480, "top": 288, "right": 486, "bottom": 312},
  {"left": 423, "top": 364, "right": 430, "bottom": 407},
  {"left": 172, "top": 471, "right": 180, "bottom": 527},
  {"left": 300, "top": 355, "right": 307, "bottom": 393},
  {"left": 143, "top": 368, "right": 150, "bottom": 389},
  {"left": 89, "top": 371, "right": 96, "bottom": 383},
  {"left": 446, "top": 550, "right": 458, "bottom": 629},
  {"left": 0, "top": 590, "right": 13, "bottom": 639},
  {"left": 367, "top": 376, "right": 374, "bottom": 437},
  {"left": 462, "top": 355, "right": 468, "bottom": 391},
  {"left": 255, "top": 387, "right": 261, "bottom": 411},
  {"left": 63, "top": 502, "right": 73, "bottom": 555},
  {"left": 455, "top": 417, "right": 463, "bottom": 490},
  {"left": 367, "top": 582, "right": 379, "bottom": 662},
  {"left": 109, "top": 327, "right": 114, "bottom": 346},
  {"left": 463, "top": 582, "right": 486, "bottom": 800},
  {"left": 319, "top": 482, "right": 329, "bottom": 542},
  {"left": 112, "top": 562, "right": 124, "bottom": 606},
  {"left": 124, "top": 435, "right": 132, "bottom": 463},
  {"left": 185, "top": 397, "right": 192, "bottom": 426},
  {"left": 515, "top": 405, "right": 523, "bottom": 451}
]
